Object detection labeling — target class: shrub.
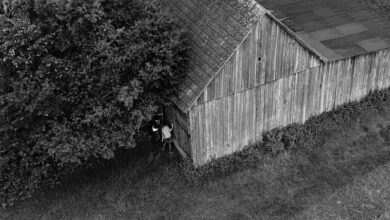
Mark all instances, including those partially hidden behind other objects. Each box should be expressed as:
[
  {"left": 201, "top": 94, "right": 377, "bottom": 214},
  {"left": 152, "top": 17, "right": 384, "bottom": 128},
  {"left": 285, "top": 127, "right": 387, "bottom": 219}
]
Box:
[
  {"left": 0, "top": 0, "right": 188, "bottom": 206},
  {"left": 180, "top": 88, "right": 390, "bottom": 183}
]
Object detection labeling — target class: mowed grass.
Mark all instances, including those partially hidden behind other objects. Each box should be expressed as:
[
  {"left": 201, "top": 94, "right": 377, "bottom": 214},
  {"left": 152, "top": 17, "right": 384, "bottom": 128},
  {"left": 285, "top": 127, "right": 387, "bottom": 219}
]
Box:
[{"left": 3, "top": 93, "right": 390, "bottom": 219}]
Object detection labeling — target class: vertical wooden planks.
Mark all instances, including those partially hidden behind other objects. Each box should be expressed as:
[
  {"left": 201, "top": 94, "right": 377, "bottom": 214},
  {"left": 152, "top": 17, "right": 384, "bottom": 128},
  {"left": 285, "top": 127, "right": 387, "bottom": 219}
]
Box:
[
  {"left": 350, "top": 57, "right": 360, "bottom": 102},
  {"left": 207, "top": 101, "right": 213, "bottom": 160},
  {"left": 210, "top": 101, "right": 216, "bottom": 160},
  {"left": 255, "top": 85, "right": 264, "bottom": 141},
  {"left": 211, "top": 100, "right": 217, "bottom": 159},
  {"left": 319, "top": 64, "right": 328, "bottom": 112},
  {"left": 275, "top": 76, "right": 283, "bottom": 127},
  {"left": 377, "top": 52, "right": 388, "bottom": 90},
  {"left": 207, "top": 79, "right": 215, "bottom": 102},
  {"left": 326, "top": 62, "right": 337, "bottom": 110},
  {"left": 265, "top": 16, "right": 273, "bottom": 83},
  {"left": 234, "top": 50, "right": 240, "bottom": 93},
  {"left": 374, "top": 52, "right": 382, "bottom": 90},
  {"left": 306, "top": 68, "right": 314, "bottom": 119},
  {"left": 315, "top": 67, "right": 322, "bottom": 116},
  {"left": 222, "top": 96, "right": 229, "bottom": 155},
  {"left": 319, "top": 65, "right": 327, "bottom": 114},
  {"left": 257, "top": 18, "right": 266, "bottom": 86},
  {"left": 214, "top": 69, "right": 222, "bottom": 100},
  {"left": 383, "top": 51, "right": 390, "bottom": 88},
  {"left": 262, "top": 83, "right": 269, "bottom": 132},
  {"left": 188, "top": 48, "right": 390, "bottom": 166},
  {"left": 216, "top": 99, "right": 224, "bottom": 158},
  {"left": 232, "top": 92, "right": 239, "bottom": 151},
  {"left": 273, "top": 25, "right": 280, "bottom": 81},
  {"left": 240, "top": 91, "right": 246, "bottom": 151},
  {"left": 250, "top": 88, "right": 257, "bottom": 144},
  {"left": 249, "top": 25, "right": 257, "bottom": 89},
  {"left": 334, "top": 61, "right": 344, "bottom": 106},
  {"left": 287, "top": 74, "right": 294, "bottom": 125},
  {"left": 194, "top": 106, "right": 201, "bottom": 165},
  {"left": 200, "top": 104, "right": 207, "bottom": 164},
  {"left": 220, "top": 66, "right": 226, "bottom": 98},
  {"left": 242, "top": 90, "right": 248, "bottom": 148},
  {"left": 227, "top": 54, "right": 234, "bottom": 96},
  {"left": 377, "top": 51, "right": 384, "bottom": 89},
  {"left": 302, "top": 68, "right": 311, "bottom": 122},
  {"left": 272, "top": 81, "right": 279, "bottom": 129},
  {"left": 190, "top": 13, "right": 323, "bottom": 110},
  {"left": 189, "top": 109, "right": 196, "bottom": 164},
  {"left": 290, "top": 73, "right": 299, "bottom": 124},
  {"left": 196, "top": 107, "right": 201, "bottom": 166},
  {"left": 266, "top": 82, "right": 274, "bottom": 131},
  {"left": 228, "top": 94, "right": 234, "bottom": 155}
]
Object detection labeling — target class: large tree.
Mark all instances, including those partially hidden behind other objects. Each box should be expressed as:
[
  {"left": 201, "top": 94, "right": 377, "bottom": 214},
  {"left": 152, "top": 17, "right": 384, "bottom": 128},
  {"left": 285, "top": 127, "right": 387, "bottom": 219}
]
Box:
[{"left": 0, "top": 0, "right": 188, "bottom": 206}]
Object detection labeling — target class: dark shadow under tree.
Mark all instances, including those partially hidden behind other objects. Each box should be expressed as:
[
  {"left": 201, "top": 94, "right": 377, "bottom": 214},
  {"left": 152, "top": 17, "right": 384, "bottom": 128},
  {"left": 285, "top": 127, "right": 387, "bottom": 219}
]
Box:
[{"left": 0, "top": 0, "right": 188, "bottom": 207}]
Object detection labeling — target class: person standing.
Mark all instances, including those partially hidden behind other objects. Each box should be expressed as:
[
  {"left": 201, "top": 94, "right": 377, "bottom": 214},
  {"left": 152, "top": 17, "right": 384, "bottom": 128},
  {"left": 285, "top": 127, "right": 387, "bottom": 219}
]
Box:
[
  {"left": 151, "top": 116, "right": 162, "bottom": 142},
  {"left": 161, "top": 121, "right": 174, "bottom": 153}
]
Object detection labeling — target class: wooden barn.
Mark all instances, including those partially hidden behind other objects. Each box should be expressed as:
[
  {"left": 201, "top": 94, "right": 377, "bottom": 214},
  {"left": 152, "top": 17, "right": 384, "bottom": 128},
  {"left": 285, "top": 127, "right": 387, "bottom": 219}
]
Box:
[{"left": 163, "top": 0, "right": 390, "bottom": 166}]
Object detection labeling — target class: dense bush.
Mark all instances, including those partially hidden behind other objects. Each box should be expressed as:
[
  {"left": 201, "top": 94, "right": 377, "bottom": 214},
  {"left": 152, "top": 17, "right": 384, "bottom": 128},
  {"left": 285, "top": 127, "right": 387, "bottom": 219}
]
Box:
[
  {"left": 0, "top": 0, "right": 188, "bottom": 206},
  {"left": 180, "top": 88, "right": 390, "bottom": 183}
]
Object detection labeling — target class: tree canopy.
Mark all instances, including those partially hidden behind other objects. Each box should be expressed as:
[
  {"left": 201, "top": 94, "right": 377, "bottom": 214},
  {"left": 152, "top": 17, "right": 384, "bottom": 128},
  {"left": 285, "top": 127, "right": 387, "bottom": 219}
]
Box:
[{"left": 0, "top": 0, "right": 188, "bottom": 206}]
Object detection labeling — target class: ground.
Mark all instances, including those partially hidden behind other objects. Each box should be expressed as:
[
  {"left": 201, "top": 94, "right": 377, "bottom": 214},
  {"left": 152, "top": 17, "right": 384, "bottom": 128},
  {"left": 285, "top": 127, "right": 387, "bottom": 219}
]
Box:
[{"left": 1, "top": 93, "right": 390, "bottom": 220}]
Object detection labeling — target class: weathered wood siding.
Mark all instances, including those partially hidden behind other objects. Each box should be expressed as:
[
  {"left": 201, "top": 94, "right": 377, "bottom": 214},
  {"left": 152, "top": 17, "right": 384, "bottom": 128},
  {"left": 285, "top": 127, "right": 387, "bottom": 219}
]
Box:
[
  {"left": 193, "top": 14, "right": 321, "bottom": 107},
  {"left": 165, "top": 105, "right": 192, "bottom": 156},
  {"left": 190, "top": 48, "right": 390, "bottom": 166}
]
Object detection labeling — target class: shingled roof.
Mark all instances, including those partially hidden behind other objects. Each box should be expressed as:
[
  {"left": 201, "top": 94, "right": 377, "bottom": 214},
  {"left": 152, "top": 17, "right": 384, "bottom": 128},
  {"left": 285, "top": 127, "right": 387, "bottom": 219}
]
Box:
[
  {"left": 258, "top": 0, "right": 390, "bottom": 61},
  {"left": 164, "top": 0, "right": 267, "bottom": 112}
]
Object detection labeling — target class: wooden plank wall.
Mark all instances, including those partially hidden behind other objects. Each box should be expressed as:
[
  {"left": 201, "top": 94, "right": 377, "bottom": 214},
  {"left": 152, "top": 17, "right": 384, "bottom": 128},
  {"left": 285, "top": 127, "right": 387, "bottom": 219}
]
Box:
[
  {"left": 189, "top": 48, "right": 390, "bottom": 166},
  {"left": 165, "top": 105, "right": 192, "bottom": 157},
  {"left": 193, "top": 14, "right": 321, "bottom": 107}
]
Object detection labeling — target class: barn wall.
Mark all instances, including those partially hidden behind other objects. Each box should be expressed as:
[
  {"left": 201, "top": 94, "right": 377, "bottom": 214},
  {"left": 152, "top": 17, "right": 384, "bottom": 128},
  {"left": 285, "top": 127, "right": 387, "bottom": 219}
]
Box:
[
  {"left": 189, "top": 48, "right": 390, "bottom": 166},
  {"left": 193, "top": 14, "right": 321, "bottom": 107},
  {"left": 165, "top": 105, "right": 192, "bottom": 157}
]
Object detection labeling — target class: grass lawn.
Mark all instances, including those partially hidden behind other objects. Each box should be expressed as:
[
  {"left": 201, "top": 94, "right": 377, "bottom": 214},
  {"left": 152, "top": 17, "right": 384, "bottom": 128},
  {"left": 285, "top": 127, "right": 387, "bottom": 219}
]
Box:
[{"left": 3, "top": 92, "right": 390, "bottom": 219}]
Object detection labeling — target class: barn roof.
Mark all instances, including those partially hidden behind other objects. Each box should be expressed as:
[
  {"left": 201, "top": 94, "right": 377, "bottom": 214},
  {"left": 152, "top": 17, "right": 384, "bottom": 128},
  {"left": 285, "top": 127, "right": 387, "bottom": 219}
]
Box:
[
  {"left": 258, "top": 0, "right": 390, "bottom": 61},
  {"left": 164, "top": 0, "right": 268, "bottom": 112}
]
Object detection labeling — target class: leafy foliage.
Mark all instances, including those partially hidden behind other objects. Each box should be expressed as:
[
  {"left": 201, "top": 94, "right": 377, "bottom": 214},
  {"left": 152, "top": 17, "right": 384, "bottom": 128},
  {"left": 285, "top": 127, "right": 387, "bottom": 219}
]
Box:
[
  {"left": 180, "top": 88, "right": 390, "bottom": 183},
  {"left": 0, "top": 0, "right": 188, "bottom": 206}
]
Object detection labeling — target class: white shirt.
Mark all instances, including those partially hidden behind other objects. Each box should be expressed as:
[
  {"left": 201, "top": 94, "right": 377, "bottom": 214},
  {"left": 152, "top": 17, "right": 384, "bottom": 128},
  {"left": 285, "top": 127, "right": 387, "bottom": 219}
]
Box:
[{"left": 161, "top": 124, "right": 173, "bottom": 140}]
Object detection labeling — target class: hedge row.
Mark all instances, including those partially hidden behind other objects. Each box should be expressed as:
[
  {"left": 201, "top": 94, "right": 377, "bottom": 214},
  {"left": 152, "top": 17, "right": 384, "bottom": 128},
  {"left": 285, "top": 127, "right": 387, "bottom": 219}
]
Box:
[{"left": 179, "top": 88, "right": 390, "bottom": 183}]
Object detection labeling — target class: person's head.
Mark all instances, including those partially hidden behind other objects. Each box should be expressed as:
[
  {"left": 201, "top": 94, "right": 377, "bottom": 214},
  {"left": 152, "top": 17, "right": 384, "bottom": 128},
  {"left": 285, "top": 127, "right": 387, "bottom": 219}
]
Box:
[{"left": 155, "top": 119, "right": 160, "bottom": 125}]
